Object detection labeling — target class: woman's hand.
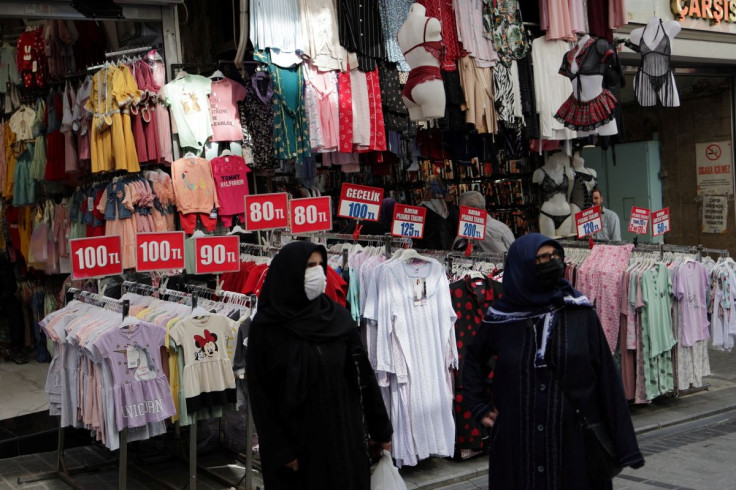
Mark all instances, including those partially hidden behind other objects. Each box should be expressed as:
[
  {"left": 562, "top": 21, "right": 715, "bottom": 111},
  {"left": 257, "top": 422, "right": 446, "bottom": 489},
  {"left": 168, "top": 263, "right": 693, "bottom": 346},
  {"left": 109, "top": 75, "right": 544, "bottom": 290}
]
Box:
[
  {"left": 381, "top": 441, "right": 392, "bottom": 452},
  {"left": 285, "top": 459, "right": 299, "bottom": 471},
  {"left": 481, "top": 408, "right": 498, "bottom": 428}
]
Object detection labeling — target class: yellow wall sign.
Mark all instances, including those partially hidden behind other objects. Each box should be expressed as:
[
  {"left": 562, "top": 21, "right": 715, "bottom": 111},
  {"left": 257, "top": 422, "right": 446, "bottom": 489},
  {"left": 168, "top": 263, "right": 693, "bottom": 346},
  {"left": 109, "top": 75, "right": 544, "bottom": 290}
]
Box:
[{"left": 672, "top": 0, "right": 736, "bottom": 24}]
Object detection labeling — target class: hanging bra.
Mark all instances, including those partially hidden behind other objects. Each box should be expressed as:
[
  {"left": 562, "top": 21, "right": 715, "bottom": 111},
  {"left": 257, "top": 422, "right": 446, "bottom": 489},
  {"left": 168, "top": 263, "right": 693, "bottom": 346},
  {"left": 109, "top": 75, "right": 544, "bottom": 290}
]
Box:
[
  {"left": 570, "top": 169, "right": 597, "bottom": 210},
  {"left": 401, "top": 18, "right": 443, "bottom": 61},
  {"left": 539, "top": 168, "right": 568, "bottom": 203}
]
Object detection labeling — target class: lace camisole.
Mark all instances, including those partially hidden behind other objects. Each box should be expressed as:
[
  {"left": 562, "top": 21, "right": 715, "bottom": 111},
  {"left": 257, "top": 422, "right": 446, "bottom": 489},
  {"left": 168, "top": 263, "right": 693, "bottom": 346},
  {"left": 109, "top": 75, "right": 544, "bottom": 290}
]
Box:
[{"left": 570, "top": 169, "right": 597, "bottom": 210}]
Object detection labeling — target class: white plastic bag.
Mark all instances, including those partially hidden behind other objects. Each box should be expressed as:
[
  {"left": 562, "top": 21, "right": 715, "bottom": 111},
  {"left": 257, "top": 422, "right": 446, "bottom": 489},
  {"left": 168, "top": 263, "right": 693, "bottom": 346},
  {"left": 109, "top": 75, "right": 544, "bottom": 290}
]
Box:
[{"left": 371, "top": 450, "right": 406, "bottom": 490}]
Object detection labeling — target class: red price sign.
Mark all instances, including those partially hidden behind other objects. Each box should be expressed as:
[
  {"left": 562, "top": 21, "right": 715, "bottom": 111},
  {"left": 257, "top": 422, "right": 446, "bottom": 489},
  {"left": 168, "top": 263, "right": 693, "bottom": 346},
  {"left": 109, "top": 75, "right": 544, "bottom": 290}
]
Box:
[
  {"left": 652, "top": 207, "right": 671, "bottom": 236},
  {"left": 70, "top": 236, "right": 124, "bottom": 279},
  {"left": 194, "top": 236, "right": 241, "bottom": 274},
  {"left": 575, "top": 206, "right": 602, "bottom": 238},
  {"left": 136, "top": 232, "right": 185, "bottom": 272},
  {"left": 290, "top": 196, "right": 333, "bottom": 234},
  {"left": 457, "top": 206, "right": 488, "bottom": 239},
  {"left": 337, "top": 183, "right": 383, "bottom": 222},
  {"left": 628, "top": 206, "right": 651, "bottom": 235},
  {"left": 391, "top": 204, "right": 427, "bottom": 239},
  {"left": 244, "top": 193, "right": 289, "bottom": 231}
]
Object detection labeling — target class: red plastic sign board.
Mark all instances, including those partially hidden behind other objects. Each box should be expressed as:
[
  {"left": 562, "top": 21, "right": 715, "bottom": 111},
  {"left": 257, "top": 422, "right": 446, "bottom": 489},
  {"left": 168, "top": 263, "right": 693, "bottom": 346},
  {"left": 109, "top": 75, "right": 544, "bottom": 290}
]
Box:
[
  {"left": 70, "top": 236, "right": 124, "bottom": 279},
  {"left": 391, "top": 204, "right": 427, "bottom": 239},
  {"left": 244, "top": 193, "right": 289, "bottom": 231},
  {"left": 194, "top": 236, "right": 241, "bottom": 274},
  {"left": 628, "top": 206, "right": 651, "bottom": 235},
  {"left": 457, "top": 206, "right": 488, "bottom": 240},
  {"left": 575, "top": 206, "right": 602, "bottom": 238},
  {"left": 136, "top": 232, "right": 185, "bottom": 272},
  {"left": 290, "top": 196, "right": 333, "bottom": 234},
  {"left": 337, "top": 183, "right": 383, "bottom": 222},
  {"left": 652, "top": 207, "right": 671, "bottom": 236}
]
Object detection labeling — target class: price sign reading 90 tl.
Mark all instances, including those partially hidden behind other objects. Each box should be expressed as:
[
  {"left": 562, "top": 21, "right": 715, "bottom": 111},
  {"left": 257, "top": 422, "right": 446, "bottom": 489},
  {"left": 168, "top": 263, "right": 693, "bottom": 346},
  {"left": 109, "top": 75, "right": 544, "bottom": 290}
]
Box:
[
  {"left": 70, "top": 236, "right": 124, "bottom": 279},
  {"left": 290, "top": 196, "right": 333, "bottom": 234},
  {"left": 652, "top": 207, "right": 671, "bottom": 236},
  {"left": 244, "top": 193, "right": 289, "bottom": 231},
  {"left": 194, "top": 236, "right": 241, "bottom": 274},
  {"left": 337, "top": 183, "right": 384, "bottom": 222},
  {"left": 136, "top": 232, "right": 185, "bottom": 272}
]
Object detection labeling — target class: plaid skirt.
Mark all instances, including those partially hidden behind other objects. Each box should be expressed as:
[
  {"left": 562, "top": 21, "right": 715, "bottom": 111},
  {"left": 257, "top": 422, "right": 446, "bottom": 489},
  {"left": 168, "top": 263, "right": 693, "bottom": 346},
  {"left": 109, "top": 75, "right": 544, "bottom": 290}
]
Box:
[{"left": 555, "top": 89, "right": 617, "bottom": 131}]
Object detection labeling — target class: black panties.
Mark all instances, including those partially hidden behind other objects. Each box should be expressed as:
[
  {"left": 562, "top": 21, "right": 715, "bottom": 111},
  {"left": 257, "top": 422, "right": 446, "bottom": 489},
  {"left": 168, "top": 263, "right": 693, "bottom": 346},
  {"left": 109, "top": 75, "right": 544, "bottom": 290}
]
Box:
[{"left": 540, "top": 210, "right": 571, "bottom": 229}]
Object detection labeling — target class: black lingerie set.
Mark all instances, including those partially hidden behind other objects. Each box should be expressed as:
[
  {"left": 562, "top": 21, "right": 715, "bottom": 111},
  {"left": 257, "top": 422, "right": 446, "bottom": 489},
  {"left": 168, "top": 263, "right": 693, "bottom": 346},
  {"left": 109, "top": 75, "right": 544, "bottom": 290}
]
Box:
[{"left": 538, "top": 168, "right": 570, "bottom": 229}]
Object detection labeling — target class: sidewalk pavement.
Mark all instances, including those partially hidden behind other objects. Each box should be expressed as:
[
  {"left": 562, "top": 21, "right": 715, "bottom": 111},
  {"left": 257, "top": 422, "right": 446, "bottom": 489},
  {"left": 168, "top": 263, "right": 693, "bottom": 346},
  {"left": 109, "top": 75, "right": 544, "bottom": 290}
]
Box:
[{"left": 1, "top": 349, "right": 734, "bottom": 489}]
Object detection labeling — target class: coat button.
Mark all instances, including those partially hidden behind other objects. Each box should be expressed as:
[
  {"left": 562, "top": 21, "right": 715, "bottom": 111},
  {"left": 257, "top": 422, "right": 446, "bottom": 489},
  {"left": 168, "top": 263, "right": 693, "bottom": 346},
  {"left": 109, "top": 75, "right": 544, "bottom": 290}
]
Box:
[
  {"left": 537, "top": 424, "right": 544, "bottom": 432},
  {"left": 539, "top": 383, "right": 546, "bottom": 391},
  {"left": 537, "top": 465, "right": 544, "bottom": 473}
]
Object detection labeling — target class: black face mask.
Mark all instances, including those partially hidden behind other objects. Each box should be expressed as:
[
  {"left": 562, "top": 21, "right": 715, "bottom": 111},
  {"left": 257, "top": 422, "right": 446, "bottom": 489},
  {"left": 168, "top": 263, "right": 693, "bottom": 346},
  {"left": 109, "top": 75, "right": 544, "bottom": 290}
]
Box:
[{"left": 535, "top": 258, "right": 564, "bottom": 289}]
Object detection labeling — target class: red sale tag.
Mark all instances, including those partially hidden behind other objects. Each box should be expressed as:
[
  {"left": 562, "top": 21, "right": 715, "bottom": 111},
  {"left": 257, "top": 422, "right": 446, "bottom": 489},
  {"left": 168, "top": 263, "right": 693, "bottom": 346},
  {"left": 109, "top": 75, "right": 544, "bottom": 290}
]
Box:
[
  {"left": 136, "top": 232, "right": 185, "bottom": 272},
  {"left": 391, "top": 204, "right": 426, "bottom": 239},
  {"left": 70, "top": 236, "right": 124, "bottom": 279},
  {"left": 628, "top": 206, "right": 651, "bottom": 235},
  {"left": 457, "top": 205, "right": 488, "bottom": 240},
  {"left": 194, "top": 236, "right": 241, "bottom": 274},
  {"left": 290, "top": 196, "right": 333, "bottom": 234},
  {"left": 652, "top": 207, "right": 671, "bottom": 236},
  {"left": 244, "top": 193, "right": 289, "bottom": 231},
  {"left": 575, "top": 206, "right": 603, "bottom": 238},
  {"left": 337, "top": 183, "right": 383, "bottom": 222}
]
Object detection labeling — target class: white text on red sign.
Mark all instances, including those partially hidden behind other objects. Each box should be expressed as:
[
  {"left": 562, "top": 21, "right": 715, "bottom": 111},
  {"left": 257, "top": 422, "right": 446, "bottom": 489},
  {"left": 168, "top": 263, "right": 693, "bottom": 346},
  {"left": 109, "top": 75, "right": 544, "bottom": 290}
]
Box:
[
  {"left": 70, "top": 236, "right": 124, "bottom": 280},
  {"left": 628, "top": 206, "right": 651, "bottom": 235},
  {"left": 290, "top": 196, "right": 333, "bottom": 234},
  {"left": 136, "top": 232, "right": 185, "bottom": 272},
  {"left": 391, "top": 204, "right": 426, "bottom": 239},
  {"left": 244, "top": 193, "right": 289, "bottom": 231},
  {"left": 458, "top": 206, "right": 488, "bottom": 240},
  {"left": 575, "top": 206, "right": 602, "bottom": 238},
  {"left": 652, "top": 208, "right": 670, "bottom": 236},
  {"left": 338, "top": 184, "right": 384, "bottom": 222},
  {"left": 194, "top": 236, "right": 240, "bottom": 274}
]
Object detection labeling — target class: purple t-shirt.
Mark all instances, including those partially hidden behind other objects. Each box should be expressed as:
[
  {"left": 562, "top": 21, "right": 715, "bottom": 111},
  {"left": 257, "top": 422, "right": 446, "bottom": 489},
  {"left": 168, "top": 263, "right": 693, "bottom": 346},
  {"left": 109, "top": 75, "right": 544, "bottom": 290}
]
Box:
[
  {"left": 673, "top": 261, "right": 711, "bottom": 347},
  {"left": 94, "top": 321, "right": 176, "bottom": 431}
]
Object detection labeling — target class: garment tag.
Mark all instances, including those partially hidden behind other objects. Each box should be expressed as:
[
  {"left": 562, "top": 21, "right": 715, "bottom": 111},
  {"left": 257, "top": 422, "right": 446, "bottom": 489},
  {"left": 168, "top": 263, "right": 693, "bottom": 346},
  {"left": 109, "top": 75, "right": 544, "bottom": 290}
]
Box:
[
  {"left": 413, "top": 278, "right": 427, "bottom": 306},
  {"left": 32, "top": 60, "right": 37, "bottom": 72},
  {"left": 209, "top": 208, "right": 218, "bottom": 219},
  {"left": 88, "top": 196, "right": 94, "bottom": 210},
  {"left": 127, "top": 345, "right": 137, "bottom": 368}
]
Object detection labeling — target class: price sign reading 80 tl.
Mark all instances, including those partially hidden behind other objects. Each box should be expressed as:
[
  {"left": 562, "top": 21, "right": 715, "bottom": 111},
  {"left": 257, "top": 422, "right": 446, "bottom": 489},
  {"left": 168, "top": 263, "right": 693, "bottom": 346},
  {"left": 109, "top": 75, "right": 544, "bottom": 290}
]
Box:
[
  {"left": 244, "top": 193, "right": 289, "bottom": 231},
  {"left": 290, "top": 196, "right": 333, "bottom": 234},
  {"left": 337, "top": 183, "right": 383, "bottom": 222}
]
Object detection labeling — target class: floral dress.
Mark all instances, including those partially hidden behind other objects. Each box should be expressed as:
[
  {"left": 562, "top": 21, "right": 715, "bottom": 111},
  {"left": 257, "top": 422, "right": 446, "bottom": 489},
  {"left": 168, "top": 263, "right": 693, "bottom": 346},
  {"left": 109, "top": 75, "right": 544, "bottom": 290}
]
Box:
[{"left": 482, "top": 0, "right": 530, "bottom": 66}]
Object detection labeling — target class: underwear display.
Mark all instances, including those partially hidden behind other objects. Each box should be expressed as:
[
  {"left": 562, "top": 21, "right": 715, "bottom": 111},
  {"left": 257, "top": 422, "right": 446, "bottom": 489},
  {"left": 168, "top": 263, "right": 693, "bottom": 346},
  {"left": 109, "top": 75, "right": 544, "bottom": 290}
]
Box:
[
  {"left": 401, "top": 18, "right": 444, "bottom": 61},
  {"left": 540, "top": 210, "right": 571, "bottom": 229},
  {"left": 633, "top": 20, "right": 678, "bottom": 107},
  {"left": 401, "top": 17, "right": 444, "bottom": 104},
  {"left": 569, "top": 169, "right": 597, "bottom": 210},
  {"left": 539, "top": 167, "right": 568, "bottom": 203}
]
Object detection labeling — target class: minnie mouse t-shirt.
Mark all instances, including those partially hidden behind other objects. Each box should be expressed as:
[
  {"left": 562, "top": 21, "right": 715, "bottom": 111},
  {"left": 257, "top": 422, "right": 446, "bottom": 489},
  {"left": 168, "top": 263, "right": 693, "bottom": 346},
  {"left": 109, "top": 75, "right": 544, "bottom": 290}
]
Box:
[{"left": 169, "top": 314, "right": 237, "bottom": 412}]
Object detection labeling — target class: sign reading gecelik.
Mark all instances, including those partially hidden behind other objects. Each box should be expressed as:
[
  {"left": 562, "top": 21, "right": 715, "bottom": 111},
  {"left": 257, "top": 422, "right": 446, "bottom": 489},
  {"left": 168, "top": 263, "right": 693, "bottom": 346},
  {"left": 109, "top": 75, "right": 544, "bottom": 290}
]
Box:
[{"left": 337, "top": 183, "right": 383, "bottom": 222}]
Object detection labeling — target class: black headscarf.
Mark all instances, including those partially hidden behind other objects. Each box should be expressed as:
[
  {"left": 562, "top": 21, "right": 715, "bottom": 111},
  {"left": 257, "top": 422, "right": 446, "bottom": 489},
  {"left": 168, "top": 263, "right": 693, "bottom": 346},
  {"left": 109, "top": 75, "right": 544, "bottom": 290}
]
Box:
[
  {"left": 252, "top": 241, "right": 355, "bottom": 341},
  {"left": 492, "top": 233, "right": 583, "bottom": 314}
]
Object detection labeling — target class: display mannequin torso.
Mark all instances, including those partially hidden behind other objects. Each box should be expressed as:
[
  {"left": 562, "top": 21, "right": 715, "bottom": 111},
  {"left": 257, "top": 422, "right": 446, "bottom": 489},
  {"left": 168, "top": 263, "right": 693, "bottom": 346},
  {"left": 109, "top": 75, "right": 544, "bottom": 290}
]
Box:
[
  {"left": 569, "top": 35, "right": 617, "bottom": 136},
  {"left": 397, "top": 3, "right": 446, "bottom": 121},
  {"left": 630, "top": 17, "right": 680, "bottom": 107},
  {"left": 569, "top": 152, "right": 597, "bottom": 217},
  {"left": 533, "top": 152, "right": 574, "bottom": 238}
]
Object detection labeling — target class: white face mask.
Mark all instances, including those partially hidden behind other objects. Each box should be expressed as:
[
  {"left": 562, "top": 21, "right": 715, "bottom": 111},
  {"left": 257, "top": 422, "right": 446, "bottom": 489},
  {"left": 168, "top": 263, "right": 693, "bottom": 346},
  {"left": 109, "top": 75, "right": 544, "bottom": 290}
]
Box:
[{"left": 304, "top": 265, "right": 327, "bottom": 301}]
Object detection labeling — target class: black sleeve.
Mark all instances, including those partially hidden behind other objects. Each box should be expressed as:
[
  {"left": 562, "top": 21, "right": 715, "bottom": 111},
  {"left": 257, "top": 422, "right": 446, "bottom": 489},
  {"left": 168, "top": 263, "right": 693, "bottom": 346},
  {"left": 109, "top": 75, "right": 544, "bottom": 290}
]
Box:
[
  {"left": 246, "top": 324, "right": 297, "bottom": 468},
  {"left": 347, "top": 328, "right": 393, "bottom": 443},
  {"left": 462, "top": 321, "right": 496, "bottom": 424}
]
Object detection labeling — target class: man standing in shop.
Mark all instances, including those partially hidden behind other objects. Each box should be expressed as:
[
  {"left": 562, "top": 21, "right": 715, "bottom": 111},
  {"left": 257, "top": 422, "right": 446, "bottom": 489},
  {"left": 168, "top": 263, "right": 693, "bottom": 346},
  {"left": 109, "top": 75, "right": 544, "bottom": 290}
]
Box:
[
  {"left": 452, "top": 191, "right": 515, "bottom": 253},
  {"left": 592, "top": 188, "right": 621, "bottom": 241}
]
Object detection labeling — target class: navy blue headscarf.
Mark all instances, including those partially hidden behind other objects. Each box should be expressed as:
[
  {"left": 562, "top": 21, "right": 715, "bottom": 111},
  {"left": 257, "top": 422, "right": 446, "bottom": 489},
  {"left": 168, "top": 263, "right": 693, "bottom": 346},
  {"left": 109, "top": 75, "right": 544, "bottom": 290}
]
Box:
[{"left": 492, "top": 233, "right": 583, "bottom": 315}]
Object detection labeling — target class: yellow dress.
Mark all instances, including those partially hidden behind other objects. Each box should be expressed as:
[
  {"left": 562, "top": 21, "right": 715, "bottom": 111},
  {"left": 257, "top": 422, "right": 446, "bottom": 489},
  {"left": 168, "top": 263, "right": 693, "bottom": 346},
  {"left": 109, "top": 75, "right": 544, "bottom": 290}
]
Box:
[
  {"left": 18, "top": 205, "right": 32, "bottom": 263},
  {"left": 116, "top": 64, "right": 142, "bottom": 173},
  {"left": 87, "top": 68, "right": 113, "bottom": 173},
  {"left": 2, "top": 123, "right": 15, "bottom": 199}
]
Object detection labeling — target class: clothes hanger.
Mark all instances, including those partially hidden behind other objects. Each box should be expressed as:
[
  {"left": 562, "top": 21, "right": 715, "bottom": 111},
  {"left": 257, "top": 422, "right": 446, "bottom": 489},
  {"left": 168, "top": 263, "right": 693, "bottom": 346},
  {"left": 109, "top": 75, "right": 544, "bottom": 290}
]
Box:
[{"left": 209, "top": 69, "right": 225, "bottom": 80}]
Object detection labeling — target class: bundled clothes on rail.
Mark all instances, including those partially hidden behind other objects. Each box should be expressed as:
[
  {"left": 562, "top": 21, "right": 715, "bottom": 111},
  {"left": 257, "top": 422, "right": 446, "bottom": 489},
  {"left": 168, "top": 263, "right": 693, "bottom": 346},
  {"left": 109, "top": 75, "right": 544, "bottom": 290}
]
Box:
[{"left": 708, "top": 257, "right": 736, "bottom": 352}]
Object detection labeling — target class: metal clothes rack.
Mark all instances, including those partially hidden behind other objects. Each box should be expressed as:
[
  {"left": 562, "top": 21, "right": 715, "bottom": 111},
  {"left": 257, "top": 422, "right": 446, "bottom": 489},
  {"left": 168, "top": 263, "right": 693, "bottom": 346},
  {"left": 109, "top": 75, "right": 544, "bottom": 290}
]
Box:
[
  {"left": 293, "top": 232, "right": 413, "bottom": 258},
  {"left": 87, "top": 45, "right": 153, "bottom": 71}
]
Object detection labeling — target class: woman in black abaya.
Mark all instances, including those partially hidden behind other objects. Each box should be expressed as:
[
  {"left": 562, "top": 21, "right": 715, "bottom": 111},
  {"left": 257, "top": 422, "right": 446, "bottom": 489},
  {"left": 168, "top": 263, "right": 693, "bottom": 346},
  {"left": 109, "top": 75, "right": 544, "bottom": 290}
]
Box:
[{"left": 247, "top": 241, "right": 392, "bottom": 489}]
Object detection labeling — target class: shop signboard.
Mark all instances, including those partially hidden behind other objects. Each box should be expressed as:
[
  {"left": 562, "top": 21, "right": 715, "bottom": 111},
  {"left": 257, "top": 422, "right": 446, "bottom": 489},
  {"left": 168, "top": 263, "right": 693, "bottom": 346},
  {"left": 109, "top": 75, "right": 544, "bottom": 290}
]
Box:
[
  {"left": 337, "top": 183, "right": 384, "bottom": 222},
  {"left": 652, "top": 207, "right": 671, "bottom": 237},
  {"left": 136, "top": 232, "right": 185, "bottom": 272},
  {"left": 391, "top": 203, "right": 427, "bottom": 239},
  {"left": 290, "top": 196, "right": 332, "bottom": 234},
  {"left": 194, "top": 236, "right": 240, "bottom": 274},
  {"left": 70, "top": 236, "right": 124, "bottom": 279},
  {"left": 628, "top": 206, "right": 651, "bottom": 235},
  {"left": 575, "top": 206, "right": 602, "bottom": 238},
  {"left": 457, "top": 206, "right": 488, "bottom": 240},
  {"left": 702, "top": 195, "right": 728, "bottom": 234},
  {"left": 695, "top": 141, "right": 733, "bottom": 196},
  {"left": 243, "top": 193, "right": 289, "bottom": 231}
]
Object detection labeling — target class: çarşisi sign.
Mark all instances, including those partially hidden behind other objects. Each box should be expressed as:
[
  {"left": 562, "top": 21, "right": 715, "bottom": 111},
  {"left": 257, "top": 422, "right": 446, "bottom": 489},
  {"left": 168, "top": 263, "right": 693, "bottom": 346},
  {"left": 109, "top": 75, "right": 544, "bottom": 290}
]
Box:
[
  {"left": 391, "top": 203, "right": 426, "bottom": 239},
  {"left": 290, "top": 196, "right": 333, "bottom": 234},
  {"left": 575, "top": 206, "right": 602, "bottom": 238},
  {"left": 628, "top": 206, "right": 651, "bottom": 235},
  {"left": 194, "top": 236, "right": 241, "bottom": 274},
  {"left": 136, "top": 232, "right": 185, "bottom": 272},
  {"left": 70, "top": 236, "right": 124, "bottom": 279},
  {"left": 337, "top": 183, "right": 383, "bottom": 222},
  {"left": 244, "top": 192, "right": 289, "bottom": 231},
  {"left": 457, "top": 206, "right": 488, "bottom": 240}
]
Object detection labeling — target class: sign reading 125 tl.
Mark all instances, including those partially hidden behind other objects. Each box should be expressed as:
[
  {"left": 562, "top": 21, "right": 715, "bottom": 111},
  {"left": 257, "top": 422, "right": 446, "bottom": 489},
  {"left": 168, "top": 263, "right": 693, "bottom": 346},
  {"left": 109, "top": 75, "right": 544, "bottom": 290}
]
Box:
[
  {"left": 392, "top": 203, "right": 426, "bottom": 239},
  {"left": 290, "top": 196, "right": 333, "bottom": 234},
  {"left": 70, "top": 236, "right": 124, "bottom": 279},
  {"left": 457, "top": 206, "right": 488, "bottom": 240},
  {"left": 194, "top": 236, "right": 240, "bottom": 274},
  {"left": 244, "top": 193, "right": 289, "bottom": 231},
  {"left": 338, "top": 183, "right": 384, "bottom": 222},
  {"left": 136, "top": 232, "right": 185, "bottom": 272}
]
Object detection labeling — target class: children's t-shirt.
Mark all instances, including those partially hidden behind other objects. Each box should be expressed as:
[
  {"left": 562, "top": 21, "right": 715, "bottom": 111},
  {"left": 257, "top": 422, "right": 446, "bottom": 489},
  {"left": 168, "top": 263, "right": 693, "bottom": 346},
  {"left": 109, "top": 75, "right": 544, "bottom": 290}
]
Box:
[
  {"left": 9, "top": 105, "right": 36, "bottom": 141},
  {"left": 209, "top": 78, "right": 247, "bottom": 142},
  {"left": 164, "top": 74, "right": 213, "bottom": 149},
  {"left": 209, "top": 155, "right": 250, "bottom": 221},
  {"left": 171, "top": 157, "right": 220, "bottom": 214}
]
